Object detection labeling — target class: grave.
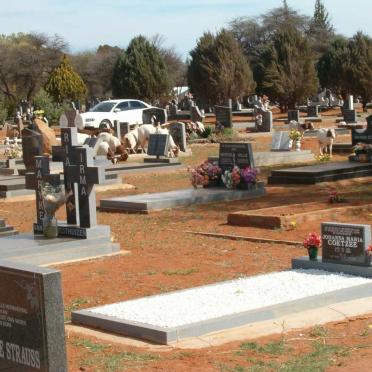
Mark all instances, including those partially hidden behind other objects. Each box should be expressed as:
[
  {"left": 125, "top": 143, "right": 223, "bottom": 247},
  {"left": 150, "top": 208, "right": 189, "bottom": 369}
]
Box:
[
  {"left": 288, "top": 110, "right": 300, "bottom": 123},
  {"left": 268, "top": 161, "right": 372, "bottom": 184},
  {"left": 255, "top": 111, "right": 273, "bottom": 132},
  {"left": 100, "top": 142, "right": 265, "bottom": 213},
  {"left": 307, "top": 105, "right": 319, "bottom": 118},
  {"left": 228, "top": 202, "right": 372, "bottom": 229},
  {"left": 1, "top": 134, "right": 120, "bottom": 265},
  {"left": 0, "top": 260, "right": 67, "bottom": 370},
  {"left": 293, "top": 222, "right": 372, "bottom": 277},
  {"left": 191, "top": 105, "right": 204, "bottom": 123},
  {"left": 168, "top": 122, "right": 187, "bottom": 152},
  {"left": 142, "top": 108, "right": 167, "bottom": 124},
  {"left": 72, "top": 269, "right": 372, "bottom": 344},
  {"left": 342, "top": 109, "right": 357, "bottom": 123},
  {"left": 271, "top": 131, "right": 291, "bottom": 151},
  {"left": 143, "top": 134, "right": 181, "bottom": 164},
  {"left": 0, "top": 217, "right": 18, "bottom": 237},
  {"left": 215, "top": 105, "right": 233, "bottom": 128},
  {"left": 21, "top": 126, "right": 43, "bottom": 173}
]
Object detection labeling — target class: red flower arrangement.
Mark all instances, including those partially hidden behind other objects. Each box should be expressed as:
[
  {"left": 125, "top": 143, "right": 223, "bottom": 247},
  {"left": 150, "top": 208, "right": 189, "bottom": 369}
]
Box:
[
  {"left": 367, "top": 245, "right": 372, "bottom": 256},
  {"left": 303, "top": 233, "right": 321, "bottom": 249}
]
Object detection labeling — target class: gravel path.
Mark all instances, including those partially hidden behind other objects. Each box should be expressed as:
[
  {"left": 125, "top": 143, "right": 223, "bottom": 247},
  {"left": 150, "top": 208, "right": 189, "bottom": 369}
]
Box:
[{"left": 89, "top": 269, "right": 371, "bottom": 328}]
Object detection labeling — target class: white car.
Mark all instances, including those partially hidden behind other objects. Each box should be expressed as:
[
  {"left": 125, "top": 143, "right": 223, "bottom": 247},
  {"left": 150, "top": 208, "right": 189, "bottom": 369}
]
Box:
[{"left": 80, "top": 99, "right": 153, "bottom": 129}]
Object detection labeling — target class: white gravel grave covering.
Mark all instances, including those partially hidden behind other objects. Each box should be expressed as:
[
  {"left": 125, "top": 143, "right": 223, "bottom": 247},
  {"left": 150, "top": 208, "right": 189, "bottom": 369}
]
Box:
[{"left": 89, "top": 270, "right": 371, "bottom": 328}]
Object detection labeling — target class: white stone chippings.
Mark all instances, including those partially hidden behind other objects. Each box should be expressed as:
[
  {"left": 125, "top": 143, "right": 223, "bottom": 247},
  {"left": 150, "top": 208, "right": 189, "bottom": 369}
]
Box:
[{"left": 89, "top": 270, "right": 371, "bottom": 328}]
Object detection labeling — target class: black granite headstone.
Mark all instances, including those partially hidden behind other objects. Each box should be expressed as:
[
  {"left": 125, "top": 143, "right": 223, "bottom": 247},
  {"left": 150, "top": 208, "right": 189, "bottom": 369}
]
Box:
[
  {"left": 120, "top": 122, "right": 130, "bottom": 137},
  {"left": 215, "top": 105, "right": 233, "bottom": 128},
  {"left": 218, "top": 142, "right": 255, "bottom": 172},
  {"left": 147, "top": 134, "right": 169, "bottom": 157},
  {"left": 25, "top": 156, "right": 61, "bottom": 225},
  {"left": 65, "top": 147, "right": 105, "bottom": 228},
  {"left": 0, "top": 260, "right": 66, "bottom": 371},
  {"left": 288, "top": 110, "right": 300, "bottom": 122},
  {"left": 21, "top": 127, "right": 43, "bottom": 173},
  {"left": 352, "top": 115, "right": 372, "bottom": 146},
  {"left": 307, "top": 105, "right": 319, "bottom": 117},
  {"left": 342, "top": 109, "right": 357, "bottom": 123},
  {"left": 322, "top": 222, "right": 371, "bottom": 266},
  {"left": 52, "top": 128, "right": 79, "bottom": 225}
]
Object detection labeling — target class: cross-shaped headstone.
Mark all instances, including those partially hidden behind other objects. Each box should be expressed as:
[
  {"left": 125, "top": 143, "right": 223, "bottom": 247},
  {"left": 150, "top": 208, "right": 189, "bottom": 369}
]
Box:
[
  {"left": 65, "top": 147, "right": 105, "bottom": 228},
  {"left": 25, "top": 156, "right": 61, "bottom": 224},
  {"left": 52, "top": 127, "right": 79, "bottom": 225}
]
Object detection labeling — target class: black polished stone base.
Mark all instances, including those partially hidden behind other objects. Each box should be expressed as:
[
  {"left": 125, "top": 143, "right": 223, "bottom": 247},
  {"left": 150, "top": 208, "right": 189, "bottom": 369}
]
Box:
[{"left": 268, "top": 161, "right": 372, "bottom": 184}]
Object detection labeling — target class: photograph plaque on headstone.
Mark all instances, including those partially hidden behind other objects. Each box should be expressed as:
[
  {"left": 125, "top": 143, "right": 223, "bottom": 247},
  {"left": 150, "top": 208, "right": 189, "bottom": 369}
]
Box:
[
  {"left": 321, "top": 222, "right": 372, "bottom": 266},
  {"left": 147, "top": 134, "right": 169, "bottom": 157},
  {"left": 0, "top": 260, "right": 66, "bottom": 372}
]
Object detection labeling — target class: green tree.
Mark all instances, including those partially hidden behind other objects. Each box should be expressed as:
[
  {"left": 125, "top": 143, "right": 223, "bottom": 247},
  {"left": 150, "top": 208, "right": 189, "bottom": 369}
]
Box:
[
  {"left": 317, "top": 36, "right": 349, "bottom": 97},
  {"left": 187, "top": 29, "right": 255, "bottom": 107},
  {"left": 229, "top": 1, "right": 309, "bottom": 92},
  {"left": 33, "top": 88, "right": 64, "bottom": 124},
  {"left": 112, "top": 36, "right": 170, "bottom": 103},
  {"left": 261, "top": 26, "right": 318, "bottom": 111},
  {"left": 346, "top": 32, "right": 372, "bottom": 110},
  {"left": 45, "top": 55, "right": 87, "bottom": 103},
  {"left": 307, "top": 0, "right": 335, "bottom": 57}
]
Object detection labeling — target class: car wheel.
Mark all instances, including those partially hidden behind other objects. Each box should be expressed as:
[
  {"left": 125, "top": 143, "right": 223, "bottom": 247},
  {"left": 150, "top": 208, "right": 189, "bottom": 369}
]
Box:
[{"left": 99, "top": 120, "right": 112, "bottom": 129}]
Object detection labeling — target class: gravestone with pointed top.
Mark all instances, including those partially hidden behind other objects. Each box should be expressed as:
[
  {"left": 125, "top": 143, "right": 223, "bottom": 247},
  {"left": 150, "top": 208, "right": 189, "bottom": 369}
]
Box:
[{"left": 351, "top": 115, "right": 372, "bottom": 146}]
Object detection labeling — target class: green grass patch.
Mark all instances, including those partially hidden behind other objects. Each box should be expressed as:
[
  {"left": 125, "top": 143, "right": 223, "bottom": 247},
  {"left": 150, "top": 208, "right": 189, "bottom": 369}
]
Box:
[
  {"left": 71, "top": 338, "right": 108, "bottom": 353},
  {"left": 162, "top": 267, "right": 199, "bottom": 276}
]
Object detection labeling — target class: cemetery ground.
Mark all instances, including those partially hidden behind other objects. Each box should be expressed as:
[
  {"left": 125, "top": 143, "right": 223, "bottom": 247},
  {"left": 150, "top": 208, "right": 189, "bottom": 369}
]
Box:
[{"left": 0, "top": 140, "right": 371, "bottom": 371}]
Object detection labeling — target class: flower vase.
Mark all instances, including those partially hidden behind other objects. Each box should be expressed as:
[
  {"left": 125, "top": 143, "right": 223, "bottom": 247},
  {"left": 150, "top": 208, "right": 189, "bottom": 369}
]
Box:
[
  {"left": 42, "top": 215, "right": 58, "bottom": 238},
  {"left": 294, "top": 140, "right": 302, "bottom": 151},
  {"left": 308, "top": 246, "right": 318, "bottom": 261},
  {"left": 288, "top": 139, "right": 293, "bottom": 150}
]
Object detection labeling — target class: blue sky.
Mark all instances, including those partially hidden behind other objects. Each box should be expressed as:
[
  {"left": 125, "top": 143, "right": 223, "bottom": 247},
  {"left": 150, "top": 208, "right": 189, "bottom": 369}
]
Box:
[{"left": 0, "top": 0, "right": 370, "bottom": 59}]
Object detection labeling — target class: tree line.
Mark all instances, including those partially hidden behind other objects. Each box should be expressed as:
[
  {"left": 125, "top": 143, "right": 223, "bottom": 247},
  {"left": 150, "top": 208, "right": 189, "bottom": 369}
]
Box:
[{"left": 0, "top": 0, "right": 371, "bottom": 121}]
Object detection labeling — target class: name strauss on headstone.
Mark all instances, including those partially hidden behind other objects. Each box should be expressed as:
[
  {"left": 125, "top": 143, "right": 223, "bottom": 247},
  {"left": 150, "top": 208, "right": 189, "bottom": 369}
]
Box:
[{"left": 0, "top": 260, "right": 67, "bottom": 371}]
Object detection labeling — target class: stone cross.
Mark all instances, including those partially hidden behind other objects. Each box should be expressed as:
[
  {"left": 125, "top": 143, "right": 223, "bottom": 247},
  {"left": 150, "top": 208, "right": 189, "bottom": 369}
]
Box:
[
  {"left": 25, "top": 156, "right": 61, "bottom": 224},
  {"left": 52, "top": 128, "right": 79, "bottom": 225},
  {"left": 65, "top": 147, "right": 105, "bottom": 228}
]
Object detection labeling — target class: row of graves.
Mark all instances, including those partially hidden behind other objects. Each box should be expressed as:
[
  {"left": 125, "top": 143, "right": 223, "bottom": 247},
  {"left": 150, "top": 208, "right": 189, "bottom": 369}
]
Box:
[
  {"left": 0, "top": 145, "right": 371, "bottom": 370},
  {"left": 269, "top": 115, "right": 372, "bottom": 184}
]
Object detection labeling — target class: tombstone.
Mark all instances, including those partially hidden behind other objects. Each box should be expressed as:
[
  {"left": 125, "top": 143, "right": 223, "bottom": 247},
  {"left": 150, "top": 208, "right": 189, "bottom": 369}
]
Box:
[
  {"left": 307, "top": 105, "right": 319, "bottom": 117},
  {"left": 120, "top": 122, "right": 130, "bottom": 137},
  {"left": 59, "top": 109, "right": 83, "bottom": 129},
  {"left": 21, "top": 127, "right": 43, "bottom": 173},
  {"left": 168, "top": 122, "right": 187, "bottom": 152},
  {"left": 146, "top": 134, "right": 170, "bottom": 159},
  {"left": 288, "top": 110, "right": 300, "bottom": 123},
  {"left": 352, "top": 115, "right": 372, "bottom": 146},
  {"left": 218, "top": 142, "right": 255, "bottom": 172},
  {"left": 142, "top": 108, "right": 167, "bottom": 125},
  {"left": 83, "top": 136, "right": 104, "bottom": 158},
  {"left": 65, "top": 146, "right": 105, "bottom": 228},
  {"left": 169, "top": 102, "right": 178, "bottom": 116},
  {"left": 321, "top": 222, "right": 371, "bottom": 266},
  {"left": 215, "top": 105, "right": 233, "bottom": 128},
  {"left": 347, "top": 95, "right": 354, "bottom": 110},
  {"left": 0, "top": 260, "right": 67, "bottom": 371},
  {"left": 113, "top": 120, "right": 121, "bottom": 139},
  {"left": 258, "top": 111, "right": 273, "bottom": 132},
  {"left": 271, "top": 131, "right": 291, "bottom": 151},
  {"left": 25, "top": 156, "right": 61, "bottom": 225},
  {"left": 52, "top": 127, "right": 79, "bottom": 225},
  {"left": 191, "top": 106, "right": 204, "bottom": 123},
  {"left": 342, "top": 109, "right": 357, "bottom": 123}
]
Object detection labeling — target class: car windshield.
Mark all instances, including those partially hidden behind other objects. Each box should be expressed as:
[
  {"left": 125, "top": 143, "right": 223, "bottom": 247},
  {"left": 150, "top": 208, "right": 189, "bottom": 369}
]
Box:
[{"left": 90, "top": 102, "right": 116, "bottom": 112}]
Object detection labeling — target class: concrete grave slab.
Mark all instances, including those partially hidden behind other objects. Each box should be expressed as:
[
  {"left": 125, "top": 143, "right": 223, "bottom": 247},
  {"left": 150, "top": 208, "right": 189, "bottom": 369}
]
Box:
[
  {"left": 72, "top": 269, "right": 372, "bottom": 344},
  {"left": 100, "top": 183, "right": 265, "bottom": 213}
]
